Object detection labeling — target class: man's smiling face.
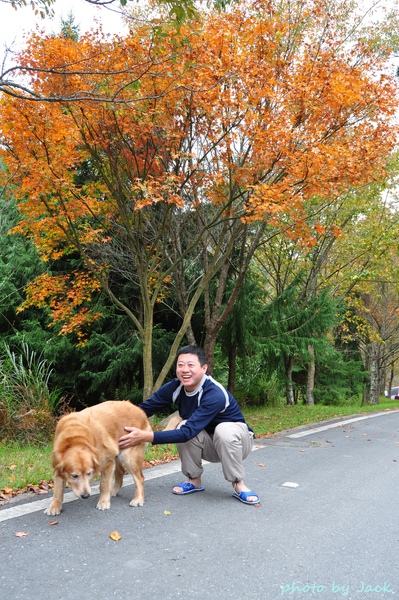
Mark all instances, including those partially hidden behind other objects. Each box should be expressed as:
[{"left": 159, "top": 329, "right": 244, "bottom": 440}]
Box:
[{"left": 176, "top": 353, "right": 207, "bottom": 393}]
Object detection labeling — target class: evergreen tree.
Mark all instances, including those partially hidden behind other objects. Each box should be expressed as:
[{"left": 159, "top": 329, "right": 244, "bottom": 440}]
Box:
[{"left": 60, "top": 12, "right": 80, "bottom": 41}]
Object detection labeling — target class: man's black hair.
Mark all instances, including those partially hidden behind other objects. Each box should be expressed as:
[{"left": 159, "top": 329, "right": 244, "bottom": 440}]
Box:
[{"left": 176, "top": 345, "right": 207, "bottom": 367}]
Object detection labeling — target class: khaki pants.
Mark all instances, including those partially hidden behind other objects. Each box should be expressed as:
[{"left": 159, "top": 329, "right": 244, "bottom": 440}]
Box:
[{"left": 176, "top": 421, "right": 254, "bottom": 483}]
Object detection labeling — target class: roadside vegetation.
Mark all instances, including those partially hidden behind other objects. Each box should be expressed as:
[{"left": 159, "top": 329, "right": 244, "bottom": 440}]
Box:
[
  {"left": 1, "top": 338, "right": 399, "bottom": 499},
  {"left": 1, "top": 399, "right": 398, "bottom": 499}
]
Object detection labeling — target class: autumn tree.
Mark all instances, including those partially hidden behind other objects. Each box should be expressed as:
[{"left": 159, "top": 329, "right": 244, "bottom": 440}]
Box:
[
  {"left": 253, "top": 168, "right": 399, "bottom": 405},
  {"left": 166, "top": 0, "right": 399, "bottom": 374},
  {"left": 252, "top": 191, "right": 357, "bottom": 403},
  {"left": 331, "top": 187, "right": 399, "bottom": 404},
  {"left": 349, "top": 282, "right": 399, "bottom": 405},
  {"left": 1, "top": 0, "right": 399, "bottom": 398}
]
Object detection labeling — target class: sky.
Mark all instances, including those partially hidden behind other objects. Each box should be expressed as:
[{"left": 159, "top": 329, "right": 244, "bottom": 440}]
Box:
[
  {"left": 0, "top": 0, "right": 396, "bottom": 49},
  {"left": 0, "top": 0, "right": 127, "bottom": 51}
]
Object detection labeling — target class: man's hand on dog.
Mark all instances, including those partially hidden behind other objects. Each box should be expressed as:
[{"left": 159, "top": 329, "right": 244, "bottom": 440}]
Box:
[{"left": 119, "top": 427, "right": 154, "bottom": 449}]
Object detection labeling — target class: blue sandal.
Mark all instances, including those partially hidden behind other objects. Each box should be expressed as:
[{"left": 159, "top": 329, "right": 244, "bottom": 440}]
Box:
[
  {"left": 233, "top": 490, "right": 260, "bottom": 505},
  {"left": 172, "top": 482, "right": 205, "bottom": 495}
]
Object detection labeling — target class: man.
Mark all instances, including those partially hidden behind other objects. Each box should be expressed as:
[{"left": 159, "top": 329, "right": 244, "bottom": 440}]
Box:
[{"left": 119, "top": 345, "right": 260, "bottom": 505}]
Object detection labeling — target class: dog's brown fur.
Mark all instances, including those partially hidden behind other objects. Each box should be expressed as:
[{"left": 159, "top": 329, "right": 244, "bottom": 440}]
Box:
[{"left": 44, "top": 401, "right": 152, "bottom": 516}]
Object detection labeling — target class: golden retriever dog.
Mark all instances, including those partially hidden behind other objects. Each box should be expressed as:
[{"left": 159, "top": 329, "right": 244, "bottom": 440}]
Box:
[{"left": 44, "top": 401, "right": 151, "bottom": 516}]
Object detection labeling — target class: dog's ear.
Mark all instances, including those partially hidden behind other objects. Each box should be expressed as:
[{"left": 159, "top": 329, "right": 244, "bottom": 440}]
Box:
[
  {"left": 51, "top": 451, "right": 67, "bottom": 477},
  {"left": 93, "top": 455, "right": 100, "bottom": 474},
  {"left": 86, "top": 443, "right": 100, "bottom": 474},
  {"left": 52, "top": 451, "right": 62, "bottom": 472}
]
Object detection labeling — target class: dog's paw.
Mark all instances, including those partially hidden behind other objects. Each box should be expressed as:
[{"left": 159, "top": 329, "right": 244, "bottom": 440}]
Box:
[
  {"left": 44, "top": 504, "right": 61, "bottom": 516},
  {"left": 96, "top": 499, "right": 111, "bottom": 510},
  {"left": 130, "top": 498, "right": 144, "bottom": 507}
]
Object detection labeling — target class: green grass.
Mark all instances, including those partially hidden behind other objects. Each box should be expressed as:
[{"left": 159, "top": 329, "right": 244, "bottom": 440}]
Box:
[
  {"left": 0, "top": 441, "right": 53, "bottom": 493},
  {"left": 244, "top": 399, "right": 399, "bottom": 436},
  {"left": 1, "top": 399, "right": 398, "bottom": 495}
]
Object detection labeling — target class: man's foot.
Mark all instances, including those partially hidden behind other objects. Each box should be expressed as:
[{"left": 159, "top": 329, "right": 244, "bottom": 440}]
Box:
[
  {"left": 232, "top": 482, "right": 260, "bottom": 504},
  {"left": 173, "top": 477, "right": 204, "bottom": 495}
]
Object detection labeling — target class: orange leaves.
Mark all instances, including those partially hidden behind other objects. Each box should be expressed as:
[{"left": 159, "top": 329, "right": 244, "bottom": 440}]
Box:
[
  {"left": 330, "top": 225, "right": 343, "bottom": 238},
  {"left": 18, "top": 271, "right": 103, "bottom": 343},
  {"left": 133, "top": 174, "right": 184, "bottom": 210},
  {"left": 3, "top": 4, "right": 397, "bottom": 230},
  {"left": 314, "top": 223, "right": 327, "bottom": 236}
]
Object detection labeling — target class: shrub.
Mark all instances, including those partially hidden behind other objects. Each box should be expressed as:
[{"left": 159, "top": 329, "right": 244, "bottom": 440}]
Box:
[
  {"left": 234, "top": 359, "right": 284, "bottom": 407},
  {"left": 0, "top": 341, "right": 61, "bottom": 443}
]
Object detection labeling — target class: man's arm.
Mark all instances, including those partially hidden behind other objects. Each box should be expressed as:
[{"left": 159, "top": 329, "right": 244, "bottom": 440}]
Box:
[{"left": 138, "top": 379, "right": 178, "bottom": 417}]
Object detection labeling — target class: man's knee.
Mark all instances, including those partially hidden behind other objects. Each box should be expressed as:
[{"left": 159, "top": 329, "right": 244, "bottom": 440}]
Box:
[
  {"left": 214, "top": 422, "right": 243, "bottom": 444},
  {"left": 214, "top": 422, "right": 252, "bottom": 458}
]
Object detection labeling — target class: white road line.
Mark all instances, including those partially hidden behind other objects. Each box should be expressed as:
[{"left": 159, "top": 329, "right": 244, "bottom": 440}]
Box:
[{"left": 287, "top": 410, "right": 397, "bottom": 439}]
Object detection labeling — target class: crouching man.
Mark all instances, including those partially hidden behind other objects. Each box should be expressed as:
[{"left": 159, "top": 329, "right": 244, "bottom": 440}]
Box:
[{"left": 119, "top": 345, "right": 260, "bottom": 505}]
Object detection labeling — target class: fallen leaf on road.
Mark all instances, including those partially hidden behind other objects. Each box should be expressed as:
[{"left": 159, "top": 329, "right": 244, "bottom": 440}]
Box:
[
  {"left": 49, "top": 521, "right": 58, "bottom": 526},
  {"left": 258, "top": 463, "right": 266, "bottom": 467},
  {"left": 14, "top": 531, "right": 28, "bottom": 537},
  {"left": 109, "top": 530, "right": 122, "bottom": 541},
  {"left": 164, "top": 510, "right": 171, "bottom": 515}
]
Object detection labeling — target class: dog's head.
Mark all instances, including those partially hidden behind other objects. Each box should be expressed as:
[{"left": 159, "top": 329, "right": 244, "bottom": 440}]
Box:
[{"left": 52, "top": 442, "right": 100, "bottom": 499}]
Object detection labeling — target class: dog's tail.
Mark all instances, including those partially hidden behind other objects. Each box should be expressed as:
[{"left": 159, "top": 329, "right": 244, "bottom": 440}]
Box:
[{"left": 163, "top": 412, "right": 182, "bottom": 431}]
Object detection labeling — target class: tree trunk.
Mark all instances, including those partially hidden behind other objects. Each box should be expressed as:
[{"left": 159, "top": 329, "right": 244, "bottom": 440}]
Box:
[
  {"left": 141, "top": 308, "right": 154, "bottom": 399},
  {"left": 306, "top": 343, "right": 315, "bottom": 405},
  {"left": 153, "top": 266, "right": 217, "bottom": 392},
  {"left": 202, "top": 222, "right": 268, "bottom": 371},
  {"left": 227, "top": 343, "right": 237, "bottom": 394},
  {"left": 204, "top": 333, "right": 217, "bottom": 375},
  {"left": 388, "top": 361, "right": 395, "bottom": 397},
  {"left": 361, "top": 351, "right": 370, "bottom": 406},
  {"left": 285, "top": 354, "right": 295, "bottom": 405},
  {"left": 368, "top": 344, "right": 380, "bottom": 405},
  {"left": 362, "top": 344, "right": 380, "bottom": 406}
]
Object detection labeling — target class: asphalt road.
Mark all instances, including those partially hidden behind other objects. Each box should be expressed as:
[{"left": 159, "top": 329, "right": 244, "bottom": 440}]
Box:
[{"left": 1, "top": 409, "right": 399, "bottom": 600}]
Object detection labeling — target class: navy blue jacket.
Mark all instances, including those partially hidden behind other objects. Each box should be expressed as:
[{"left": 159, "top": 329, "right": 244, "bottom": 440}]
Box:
[{"left": 139, "top": 375, "right": 249, "bottom": 445}]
